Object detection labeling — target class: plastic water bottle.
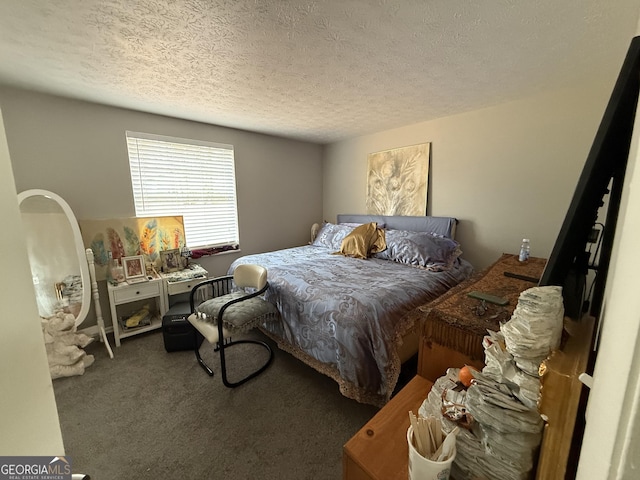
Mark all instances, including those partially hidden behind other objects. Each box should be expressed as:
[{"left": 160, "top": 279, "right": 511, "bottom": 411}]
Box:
[{"left": 519, "top": 239, "right": 530, "bottom": 262}]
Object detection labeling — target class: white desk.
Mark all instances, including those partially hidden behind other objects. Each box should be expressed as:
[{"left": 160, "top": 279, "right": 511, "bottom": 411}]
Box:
[
  {"left": 107, "top": 275, "right": 167, "bottom": 347},
  {"left": 107, "top": 264, "right": 208, "bottom": 348},
  {"left": 160, "top": 263, "right": 208, "bottom": 305}
]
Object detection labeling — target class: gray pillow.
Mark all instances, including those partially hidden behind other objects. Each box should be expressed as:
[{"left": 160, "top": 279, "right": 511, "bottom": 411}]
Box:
[
  {"left": 311, "top": 223, "right": 354, "bottom": 250},
  {"left": 374, "top": 229, "right": 461, "bottom": 271}
]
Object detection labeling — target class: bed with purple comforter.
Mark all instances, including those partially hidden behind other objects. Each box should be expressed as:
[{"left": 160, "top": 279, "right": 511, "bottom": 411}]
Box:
[{"left": 229, "top": 215, "right": 473, "bottom": 406}]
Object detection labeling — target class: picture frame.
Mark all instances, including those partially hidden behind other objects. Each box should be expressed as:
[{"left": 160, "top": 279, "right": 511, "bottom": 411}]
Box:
[
  {"left": 122, "top": 255, "right": 147, "bottom": 283},
  {"left": 160, "top": 248, "right": 182, "bottom": 273}
]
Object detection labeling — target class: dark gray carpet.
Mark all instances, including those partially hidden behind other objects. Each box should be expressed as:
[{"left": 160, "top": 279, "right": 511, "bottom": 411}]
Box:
[{"left": 53, "top": 329, "right": 380, "bottom": 480}]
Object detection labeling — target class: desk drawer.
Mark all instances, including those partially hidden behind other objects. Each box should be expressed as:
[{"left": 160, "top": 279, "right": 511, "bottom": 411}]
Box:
[
  {"left": 167, "top": 277, "right": 206, "bottom": 296},
  {"left": 113, "top": 281, "right": 162, "bottom": 303}
]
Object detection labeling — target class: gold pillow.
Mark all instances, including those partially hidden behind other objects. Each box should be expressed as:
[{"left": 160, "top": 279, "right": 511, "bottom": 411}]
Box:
[{"left": 333, "top": 222, "right": 387, "bottom": 259}]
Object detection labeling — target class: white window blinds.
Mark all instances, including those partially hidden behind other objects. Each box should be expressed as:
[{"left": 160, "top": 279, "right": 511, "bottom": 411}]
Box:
[{"left": 126, "top": 131, "right": 239, "bottom": 249}]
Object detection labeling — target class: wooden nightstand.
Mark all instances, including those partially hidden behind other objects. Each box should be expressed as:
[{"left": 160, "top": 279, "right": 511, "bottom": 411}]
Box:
[
  {"left": 412, "top": 253, "right": 548, "bottom": 381},
  {"left": 343, "top": 375, "right": 433, "bottom": 480}
]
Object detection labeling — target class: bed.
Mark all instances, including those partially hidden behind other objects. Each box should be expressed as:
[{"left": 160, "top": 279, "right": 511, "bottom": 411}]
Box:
[{"left": 229, "top": 214, "right": 473, "bottom": 406}]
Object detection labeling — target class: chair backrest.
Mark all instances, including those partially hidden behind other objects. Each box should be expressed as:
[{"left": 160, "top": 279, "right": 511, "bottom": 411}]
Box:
[{"left": 233, "top": 264, "right": 268, "bottom": 290}]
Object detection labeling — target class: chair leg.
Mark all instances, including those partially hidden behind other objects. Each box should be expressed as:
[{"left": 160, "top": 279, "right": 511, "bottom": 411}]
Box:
[
  {"left": 218, "top": 337, "right": 274, "bottom": 388},
  {"left": 194, "top": 342, "right": 214, "bottom": 377}
]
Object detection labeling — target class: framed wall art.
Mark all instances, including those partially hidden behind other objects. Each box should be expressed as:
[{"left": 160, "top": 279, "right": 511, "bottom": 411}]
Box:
[{"left": 366, "top": 142, "right": 431, "bottom": 216}]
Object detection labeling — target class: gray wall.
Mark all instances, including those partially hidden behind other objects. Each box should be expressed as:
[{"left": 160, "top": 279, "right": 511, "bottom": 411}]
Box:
[
  {"left": 323, "top": 80, "right": 614, "bottom": 271},
  {"left": 1, "top": 87, "right": 324, "bottom": 264},
  {"left": 1, "top": 86, "right": 323, "bottom": 328}
]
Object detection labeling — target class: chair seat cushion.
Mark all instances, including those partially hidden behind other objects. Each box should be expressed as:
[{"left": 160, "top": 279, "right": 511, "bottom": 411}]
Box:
[
  {"left": 187, "top": 314, "right": 232, "bottom": 344},
  {"left": 195, "top": 292, "right": 280, "bottom": 333}
]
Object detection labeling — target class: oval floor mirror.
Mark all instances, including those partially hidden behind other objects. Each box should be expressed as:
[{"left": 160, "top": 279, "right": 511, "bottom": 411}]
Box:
[{"left": 18, "top": 189, "right": 113, "bottom": 364}]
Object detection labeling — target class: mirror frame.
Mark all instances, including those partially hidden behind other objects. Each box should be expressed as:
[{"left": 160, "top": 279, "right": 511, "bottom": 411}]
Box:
[{"left": 17, "top": 189, "right": 91, "bottom": 327}]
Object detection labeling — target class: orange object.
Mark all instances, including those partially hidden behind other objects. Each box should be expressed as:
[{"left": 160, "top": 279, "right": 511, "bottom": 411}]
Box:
[{"left": 458, "top": 365, "right": 476, "bottom": 388}]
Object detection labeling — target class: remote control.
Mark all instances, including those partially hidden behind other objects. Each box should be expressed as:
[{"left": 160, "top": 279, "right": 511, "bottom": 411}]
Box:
[
  {"left": 467, "top": 291, "right": 509, "bottom": 306},
  {"left": 503, "top": 271, "right": 540, "bottom": 283}
]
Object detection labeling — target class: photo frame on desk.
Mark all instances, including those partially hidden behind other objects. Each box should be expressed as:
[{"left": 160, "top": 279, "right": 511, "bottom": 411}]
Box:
[
  {"left": 160, "top": 248, "right": 182, "bottom": 273},
  {"left": 123, "top": 255, "right": 147, "bottom": 283}
]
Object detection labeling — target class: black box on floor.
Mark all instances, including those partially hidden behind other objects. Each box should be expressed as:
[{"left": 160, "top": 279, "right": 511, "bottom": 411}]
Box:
[{"left": 162, "top": 302, "right": 203, "bottom": 352}]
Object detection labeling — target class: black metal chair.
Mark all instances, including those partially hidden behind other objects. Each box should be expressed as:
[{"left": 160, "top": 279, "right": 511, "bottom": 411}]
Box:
[{"left": 187, "top": 264, "right": 277, "bottom": 387}]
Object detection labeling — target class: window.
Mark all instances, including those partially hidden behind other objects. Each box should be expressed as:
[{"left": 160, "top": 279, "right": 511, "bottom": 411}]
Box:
[{"left": 126, "top": 131, "right": 239, "bottom": 250}]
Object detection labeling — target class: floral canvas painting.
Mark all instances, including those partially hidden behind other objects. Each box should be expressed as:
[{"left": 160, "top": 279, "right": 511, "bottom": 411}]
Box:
[
  {"left": 366, "top": 143, "right": 430, "bottom": 216},
  {"left": 79, "top": 216, "right": 186, "bottom": 280}
]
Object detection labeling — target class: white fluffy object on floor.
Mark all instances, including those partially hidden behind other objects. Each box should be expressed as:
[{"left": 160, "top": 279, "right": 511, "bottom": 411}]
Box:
[{"left": 41, "top": 310, "right": 95, "bottom": 379}]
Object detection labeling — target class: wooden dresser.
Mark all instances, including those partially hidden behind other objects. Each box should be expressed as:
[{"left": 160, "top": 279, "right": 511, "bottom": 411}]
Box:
[
  {"left": 343, "top": 375, "right": 433, "bottom": 480},
  {"left": 343, "top": 254, "right": 593, "bottom": 480}
]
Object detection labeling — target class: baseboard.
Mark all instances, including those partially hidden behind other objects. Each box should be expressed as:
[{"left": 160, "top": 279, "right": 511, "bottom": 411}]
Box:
[{"left": 79, "top": 324, "right": 113, "bottom": 338}]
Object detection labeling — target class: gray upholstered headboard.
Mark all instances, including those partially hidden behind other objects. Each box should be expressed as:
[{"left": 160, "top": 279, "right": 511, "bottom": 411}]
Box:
[{"left": 336, "top": 214, "right": 458, "bottom": 239}]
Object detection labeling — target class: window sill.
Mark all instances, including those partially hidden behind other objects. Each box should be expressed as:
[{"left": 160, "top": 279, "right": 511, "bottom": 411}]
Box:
[{"left": 190, "top": 245, "right": 240, "bottom": 259}]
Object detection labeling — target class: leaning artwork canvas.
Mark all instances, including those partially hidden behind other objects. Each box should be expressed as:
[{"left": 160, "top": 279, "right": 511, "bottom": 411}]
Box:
[{"left": 80, "top": 216, "right": 186, "bottom": 280}]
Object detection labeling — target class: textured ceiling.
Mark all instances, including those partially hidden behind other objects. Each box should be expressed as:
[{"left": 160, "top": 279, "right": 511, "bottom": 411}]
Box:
[{"left": 0, "top": 0, "right": 638, "bottom": 144}]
